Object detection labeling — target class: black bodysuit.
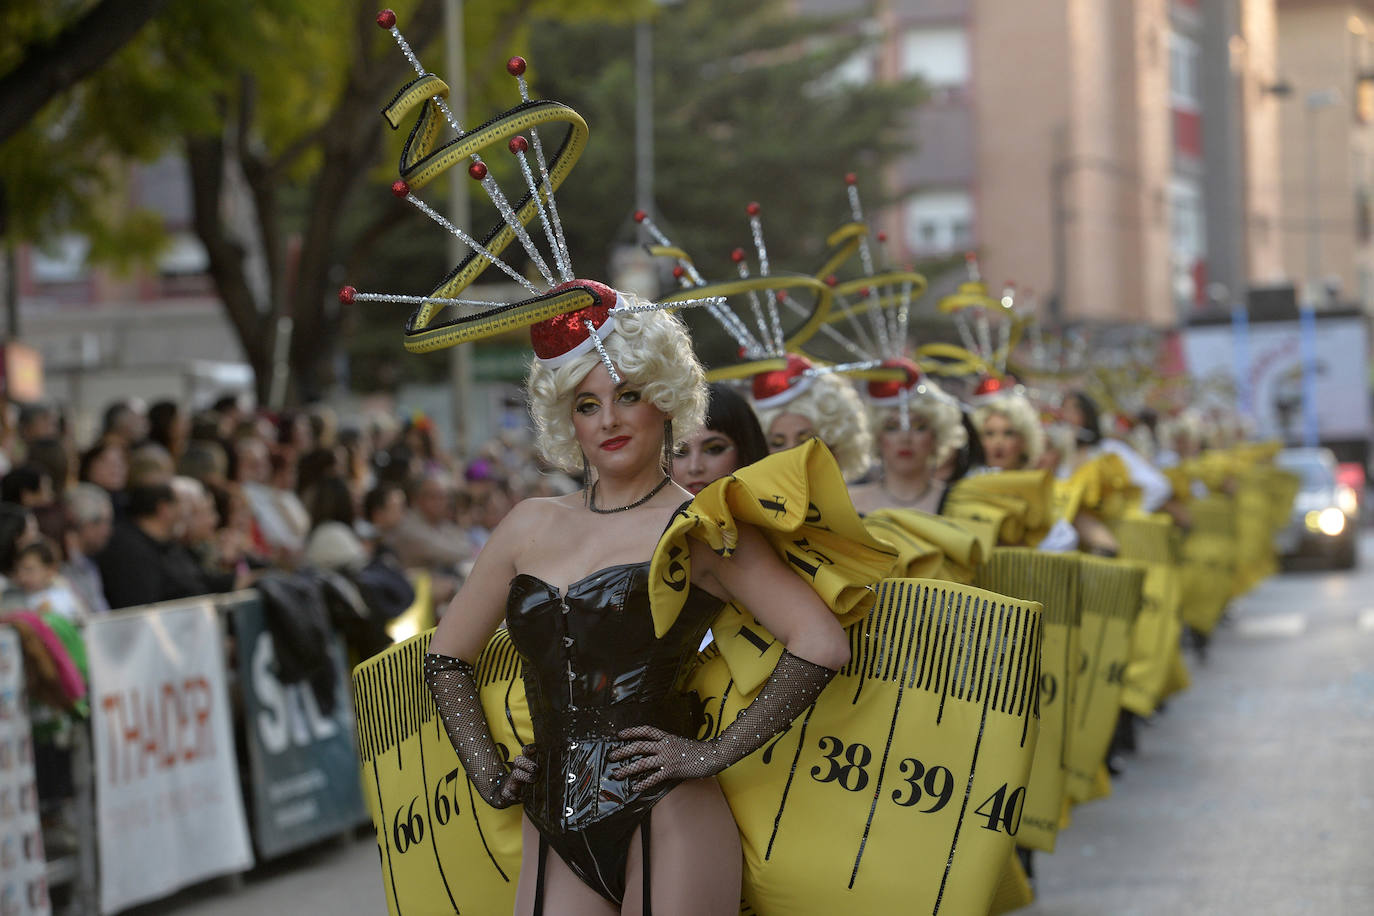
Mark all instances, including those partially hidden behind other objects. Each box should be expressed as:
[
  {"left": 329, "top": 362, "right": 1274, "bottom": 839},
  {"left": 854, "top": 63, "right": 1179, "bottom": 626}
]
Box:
[{"left": 504, "top": 559, "right": 723, "bottom": 907}]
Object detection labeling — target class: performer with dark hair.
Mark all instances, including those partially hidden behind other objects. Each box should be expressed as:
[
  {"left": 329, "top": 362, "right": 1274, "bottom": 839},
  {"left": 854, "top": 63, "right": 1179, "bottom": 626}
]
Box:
[{"left": 671, "top": 382, "right": 769, "bottom": 495}]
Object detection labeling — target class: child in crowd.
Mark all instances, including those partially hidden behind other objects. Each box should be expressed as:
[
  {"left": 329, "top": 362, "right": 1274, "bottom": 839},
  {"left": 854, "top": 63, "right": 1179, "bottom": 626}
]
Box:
[{"left": 7, "top": 540, "right": 87, "bottom": 623}]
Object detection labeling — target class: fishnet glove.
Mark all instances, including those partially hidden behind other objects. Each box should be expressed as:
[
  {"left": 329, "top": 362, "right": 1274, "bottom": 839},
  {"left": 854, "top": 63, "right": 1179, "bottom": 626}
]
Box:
[
  {"left": 423, "top": 652, "right": 537, "bottom": 809},
  {"left": 608, "top": 650, "right": 835, "bottom": 793}
]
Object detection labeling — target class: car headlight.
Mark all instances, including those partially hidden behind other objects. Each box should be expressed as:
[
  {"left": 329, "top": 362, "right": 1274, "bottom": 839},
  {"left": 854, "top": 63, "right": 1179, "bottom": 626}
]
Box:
[
  {"left": 1317, "top": 507, "right": 1347, "bottom": 537},
  {"left": 1338, "top": 485, "right": 1360, "bottom": 517}
]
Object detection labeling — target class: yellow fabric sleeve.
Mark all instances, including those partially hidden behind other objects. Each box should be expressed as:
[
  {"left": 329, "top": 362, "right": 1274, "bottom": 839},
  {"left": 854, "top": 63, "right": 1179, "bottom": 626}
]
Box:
[{"left": 651, "top": 439, "right": 899, "bottom": 696}]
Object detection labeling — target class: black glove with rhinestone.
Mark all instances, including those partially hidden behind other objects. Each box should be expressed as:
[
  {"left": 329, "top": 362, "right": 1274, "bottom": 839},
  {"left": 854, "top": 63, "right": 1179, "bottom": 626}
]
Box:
[
  {"left": 424, "top": 652, "right": 537, "bottom": 809},
  {"left": 608, "top": 650, "right": 835, "bottom": 793}
]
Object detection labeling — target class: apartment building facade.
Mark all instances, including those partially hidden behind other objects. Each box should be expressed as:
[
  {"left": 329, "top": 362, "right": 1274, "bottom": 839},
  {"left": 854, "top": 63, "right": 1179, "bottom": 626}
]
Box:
[{"left": 804, "top": 0, "right": 1286, "bottom": 326}]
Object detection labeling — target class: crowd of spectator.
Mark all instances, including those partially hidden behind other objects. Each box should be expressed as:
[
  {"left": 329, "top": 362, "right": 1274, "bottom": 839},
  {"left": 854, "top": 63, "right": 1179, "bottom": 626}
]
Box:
[{"left": 0, "top": 395, "right": 580, "bottom": 621}]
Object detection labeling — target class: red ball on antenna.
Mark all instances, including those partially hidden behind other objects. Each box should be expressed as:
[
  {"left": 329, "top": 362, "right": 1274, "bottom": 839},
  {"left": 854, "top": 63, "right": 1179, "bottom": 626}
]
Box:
[
  {"left": 468, "top": 161, "right": 488, "bottom": 181},
  {"left": 731, "top": 247, "right": 746, "bottom": 263},
  {"left": 672, "top": 265, "right": 686, "bottom": 279},
  {"left": 825, "top": 274, "right": 838, "bottom": 287},
  {"left": 338, "top": 286, "right": 357, "bottom": 304},
  {"left": 390, "top": 180, "right": 410, "bottom": 198},
  {"left": 633, "top": 210, "right": 647, "bottom": 223},
  {"left": 746, "top": 201, "right": 761, "bottom": 216},
  {"left": 859, "top": 287, "right": 870, "bottom": 297},
  {"left": 845, "top": 172, "right": 858, "bottom": 185},
  {"left": 876, "top": 231, "right": 888, "bottom": 243},
  {"left": 376, "top": 9, "right": 396, "bottom": 29},
  {"left": 507, "top": 57, "right": 527, "bottom": 77},
  {"left": 508, "top": 135, "right": 529, "bottom": 154}
]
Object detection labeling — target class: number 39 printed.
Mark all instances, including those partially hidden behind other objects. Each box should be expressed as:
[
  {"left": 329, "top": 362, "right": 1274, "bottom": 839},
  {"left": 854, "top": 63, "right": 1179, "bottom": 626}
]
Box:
[{"left": 808, "top": 735, "right": 1025, "bottom": 835}]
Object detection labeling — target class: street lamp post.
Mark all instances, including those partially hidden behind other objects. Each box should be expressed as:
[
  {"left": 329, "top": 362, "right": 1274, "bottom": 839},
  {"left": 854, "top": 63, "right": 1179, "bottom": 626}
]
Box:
[
  {"left": 1303, "top": 88, "right": 1341, "bottom": 307},
  {"left": 444, "top": 0, "right": 473, "bottom": 459}
]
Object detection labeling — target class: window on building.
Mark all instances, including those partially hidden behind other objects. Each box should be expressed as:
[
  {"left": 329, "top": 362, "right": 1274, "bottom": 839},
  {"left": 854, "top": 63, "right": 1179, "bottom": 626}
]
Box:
[
  {"left": 1169, "top": 33, "right": 1200, "bottom": 110},
  {"left": 1170, "top": 177, "right": 1205, "bottom": 256},
  {"left": 30, "top": 235, "right": 90, "bottom": 284},
  {"left": 905, "top": 190, "right": 974, "bottom": 255},
  {"left": 901, "top": 27, "right": 969, "bottom": 89}
]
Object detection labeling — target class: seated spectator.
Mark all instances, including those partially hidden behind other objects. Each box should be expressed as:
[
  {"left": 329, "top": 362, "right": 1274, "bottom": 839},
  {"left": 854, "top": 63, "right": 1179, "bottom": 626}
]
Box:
[
  {"left": 101, "top": 400, "right": 148, "bottom": 448},
  {"left": 16, "top": 403, "right": 58, "bottom": 446},
  {"left": 1, "top": 465, "right": 53, "bottom": 509},
  {"left": 128, "top": 442, "right": 175, "bottom": 487},
  {"left": 61, "top": 484, "right": 113, "bottom": 616},
  {"left": 388, "top": 472, "right": 474, "bottom": 574},
  {"left": 177, "top": 439, "right": 229, "bottom": 489},
  {"left": 211, "top": 393, "right": 248, "bottom": 438},
  {"left": 235, "top": 437, "right": 309, "bottom": 557},
  {"left": 96, "top": 484, "right": 235, "bottom": 610},
  {"left": 79, "top": 436, "right": 129, "bottom": 519},
  {"left": 360, "top": 482, "right": 407, "bottom": 547},
  {"left": 147, "top": 400, "right": 190, "bottom": 461},
  {"left": 296, "top": 446, "right": 343, "bottom": 502},
  {"left": 26, "top": 438, "right": 73, "bottom": 497},
  {"left": 303, "top": 476, "right": 368, "bottom": 571},
  {"left": 0, "top": 504, "right": 40, "bottom": 591},
  {"left": 469, "top": 479, "right": 515, "bottom": 553},
  {"left": 6, "top": 540, "right": 86, "bottom": 623}
]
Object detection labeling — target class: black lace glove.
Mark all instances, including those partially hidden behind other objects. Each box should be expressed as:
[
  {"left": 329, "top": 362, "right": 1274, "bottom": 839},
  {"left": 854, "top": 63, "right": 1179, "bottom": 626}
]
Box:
[
  {"left": 424, "top": 652, "right": 537, "bottom": 809},
  {"left": 608, "top": 650, "right": 835, "bottom": 793}
]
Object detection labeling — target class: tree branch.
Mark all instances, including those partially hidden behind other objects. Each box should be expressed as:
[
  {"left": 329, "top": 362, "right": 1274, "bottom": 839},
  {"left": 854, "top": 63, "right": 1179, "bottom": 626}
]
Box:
[
  {"left": 0, "top": 0, "right": 172, "bottom": 144},
  {"left": 185, "top": 133, "right": 275, "bottom": 400}
]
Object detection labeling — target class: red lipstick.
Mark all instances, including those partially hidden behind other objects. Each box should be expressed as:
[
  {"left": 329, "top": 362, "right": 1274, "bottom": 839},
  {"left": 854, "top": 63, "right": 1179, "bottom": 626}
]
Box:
[{"left": 601, "top": 436, "right": 630, "bottom": 451}]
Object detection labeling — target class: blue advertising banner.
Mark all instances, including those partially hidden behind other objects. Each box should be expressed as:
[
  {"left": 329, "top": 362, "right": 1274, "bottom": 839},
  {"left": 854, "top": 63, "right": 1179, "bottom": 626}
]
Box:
[{"left": 231, "top": 594, "right": 367, "bottom": 859}]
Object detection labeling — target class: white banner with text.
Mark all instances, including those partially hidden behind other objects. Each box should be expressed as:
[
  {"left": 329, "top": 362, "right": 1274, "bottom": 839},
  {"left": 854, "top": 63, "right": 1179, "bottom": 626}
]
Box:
[{"left": 87, "top": 601, "right": 253, "bottom": 914}]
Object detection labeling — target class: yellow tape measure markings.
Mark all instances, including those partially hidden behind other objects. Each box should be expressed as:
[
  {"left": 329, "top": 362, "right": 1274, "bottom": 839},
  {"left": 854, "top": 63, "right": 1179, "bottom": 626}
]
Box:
[{"left": 931, "top": 598, "right": 1019, "bottom": 916}]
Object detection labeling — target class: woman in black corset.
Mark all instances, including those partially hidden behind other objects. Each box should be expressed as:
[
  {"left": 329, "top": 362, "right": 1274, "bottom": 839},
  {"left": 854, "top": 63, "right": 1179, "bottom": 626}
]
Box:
[{"left": 422, "top": 300, "right": 850, "bottom": 916}]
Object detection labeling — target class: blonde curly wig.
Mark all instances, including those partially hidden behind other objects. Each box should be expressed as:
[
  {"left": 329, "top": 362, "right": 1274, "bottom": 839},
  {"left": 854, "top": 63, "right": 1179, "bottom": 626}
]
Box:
[
  {"left": 871, "top": 392, "right": 967, "bottom": 470},
  {"left": 756, "top": 374, "right": 873, "bottom": 480},
  {"left": 973, "top": 392, "right": 1046, "bottom": 468},
  {"left": 525, "top": 303, "right": 707, "bottom": 473}
]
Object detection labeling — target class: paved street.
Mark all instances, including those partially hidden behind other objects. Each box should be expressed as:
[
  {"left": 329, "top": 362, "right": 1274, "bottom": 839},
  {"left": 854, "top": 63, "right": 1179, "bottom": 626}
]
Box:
[
  {"left": 136, "top": 534, "right": 1374, "bottom": 916},
  {"left": 1023, "top": 532, "right": 1374, "bottom": 916}
]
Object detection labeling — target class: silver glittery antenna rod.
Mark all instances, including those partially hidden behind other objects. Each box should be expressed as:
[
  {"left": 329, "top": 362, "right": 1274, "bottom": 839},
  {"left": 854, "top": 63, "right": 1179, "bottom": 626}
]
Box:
[
  {"left": 729, "top": 246, "right": 778, "bottom": 356},
  {"left": 996, "top": 283, "right": 1017, "bottom": 374},
  {"left": 872, "top": 226, "right": 908, "bottom": 357},
  {"left": 388, "top": 179, "right": 539, "bottom": 294},
  {"left": 823, "top": 276, "right": 880, "bottom": 357},
  {"left": 634, "top": 211, "right": 767, "bottom": 358},
  {"left": 376, "top": 11, "right": 559, "bottom": 288},
  {"left": 843, "top": 173, "right": 893, "bottom": 358},
  {"left": 952, "top": 252, "right": 981, "bottom": 356},
  {"left": 744, "top": 201, "right": 785, "bottom": 353},
  {"left": 506, "top": 56, "right": 573, "bottom": 283}
]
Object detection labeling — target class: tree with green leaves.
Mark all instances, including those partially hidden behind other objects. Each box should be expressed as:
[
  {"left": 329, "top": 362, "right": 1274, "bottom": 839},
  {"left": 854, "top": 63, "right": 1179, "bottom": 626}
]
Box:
[
  {"left": 3, "top": 0, "right": 925, "bottom": 402},
  {"left": 528, "top": 0, "right": 924, "bottom": 284},
  {"left": 1, "top": 0, "right": 648, "bottom": 404}
]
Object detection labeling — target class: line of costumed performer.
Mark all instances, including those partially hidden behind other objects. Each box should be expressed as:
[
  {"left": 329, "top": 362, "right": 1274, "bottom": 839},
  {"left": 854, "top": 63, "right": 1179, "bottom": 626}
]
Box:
[
  {"left": 346, "top": 13, "right": 1047, "bottom": 915},
  {"left": 638, "top": 169, "right": 1300, "bottom": 914}
]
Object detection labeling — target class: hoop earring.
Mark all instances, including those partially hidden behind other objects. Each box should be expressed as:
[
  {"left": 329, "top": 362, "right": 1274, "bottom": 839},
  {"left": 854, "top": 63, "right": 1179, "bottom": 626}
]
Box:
[{"left": 662, "top": 419, "right": 674, "bottom": 473}]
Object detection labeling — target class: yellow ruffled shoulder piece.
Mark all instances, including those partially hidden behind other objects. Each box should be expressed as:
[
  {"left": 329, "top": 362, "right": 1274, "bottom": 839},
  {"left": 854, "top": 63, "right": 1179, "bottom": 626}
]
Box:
[
  {"left": 652, "top": 439, "right": 899, "bottom": 695},
  {"left": 1053, "top": 452, "right": 1134, "bottom": 521},
  {"left": 863, "top": 508, "right": 984, "bottom": 583},
  {"left": 940, "top": 468, "right": 1053, "bottom": 546},
  {"left": 1163, "top": 465, "right": 1192, "bottom": 502}
]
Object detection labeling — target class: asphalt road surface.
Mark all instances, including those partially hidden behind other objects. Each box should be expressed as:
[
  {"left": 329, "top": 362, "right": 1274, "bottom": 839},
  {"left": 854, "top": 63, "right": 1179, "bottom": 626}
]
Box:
[{"left": 135, "top": 533, "right": 1374, "bottom": 916}]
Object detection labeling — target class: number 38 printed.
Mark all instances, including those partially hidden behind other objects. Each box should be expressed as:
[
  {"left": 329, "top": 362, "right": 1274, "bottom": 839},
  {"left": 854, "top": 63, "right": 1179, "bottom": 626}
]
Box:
[{"left": 809, "top": 735, "right": 1025, "bottom": 835}]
